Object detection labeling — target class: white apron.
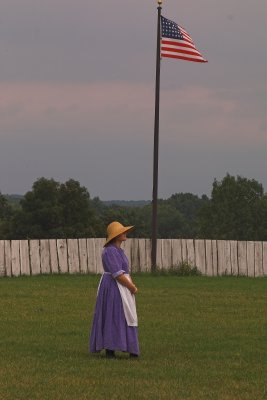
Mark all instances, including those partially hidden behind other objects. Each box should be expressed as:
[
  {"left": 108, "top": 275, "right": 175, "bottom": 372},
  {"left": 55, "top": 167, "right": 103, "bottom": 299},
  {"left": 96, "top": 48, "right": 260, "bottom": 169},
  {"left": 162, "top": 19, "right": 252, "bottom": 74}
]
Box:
[
  {"left": 116, "top": 274, "right": 138, "bottom": 327},
  {"left": 97, "top": 272, "right": 138, "bottom": 327}
]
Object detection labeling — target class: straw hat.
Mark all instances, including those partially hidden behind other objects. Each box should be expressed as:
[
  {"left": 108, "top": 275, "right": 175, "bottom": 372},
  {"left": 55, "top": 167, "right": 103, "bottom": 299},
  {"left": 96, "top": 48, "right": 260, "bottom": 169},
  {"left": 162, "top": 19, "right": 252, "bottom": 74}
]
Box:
[{"left": 104, "top": 221, "right": 134, "bottom": 246}]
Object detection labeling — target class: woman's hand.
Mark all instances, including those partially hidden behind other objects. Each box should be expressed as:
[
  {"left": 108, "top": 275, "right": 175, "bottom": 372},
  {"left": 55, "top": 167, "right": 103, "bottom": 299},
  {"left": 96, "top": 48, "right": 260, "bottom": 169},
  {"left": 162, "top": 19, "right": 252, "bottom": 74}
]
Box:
[
  {"left": 131, "top": 285, "right": 138, "bottom": 295},
  {"left": 116, "top": 274, "right": 138, "bottom": 294}
]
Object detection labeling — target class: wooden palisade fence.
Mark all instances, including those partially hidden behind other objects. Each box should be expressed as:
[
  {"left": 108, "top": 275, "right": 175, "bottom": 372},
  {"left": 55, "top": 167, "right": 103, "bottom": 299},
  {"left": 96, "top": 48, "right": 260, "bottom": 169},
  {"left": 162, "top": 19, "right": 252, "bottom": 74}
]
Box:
[{"left": 0, "top": 239, "right": 267, "bottom": 278}]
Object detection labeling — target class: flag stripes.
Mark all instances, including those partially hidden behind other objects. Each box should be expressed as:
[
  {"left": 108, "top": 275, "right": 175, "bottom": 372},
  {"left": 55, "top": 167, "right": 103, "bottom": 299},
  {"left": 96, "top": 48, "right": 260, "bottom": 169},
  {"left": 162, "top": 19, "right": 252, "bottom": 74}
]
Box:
[{"left": 161, "top": 16, "right": 207, "bottom": 63}]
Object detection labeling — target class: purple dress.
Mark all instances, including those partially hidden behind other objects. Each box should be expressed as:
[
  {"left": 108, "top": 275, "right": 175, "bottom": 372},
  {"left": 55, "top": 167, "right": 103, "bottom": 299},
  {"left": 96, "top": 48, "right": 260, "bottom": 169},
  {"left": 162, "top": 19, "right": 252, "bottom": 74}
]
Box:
[{"left": 89, "top": 244, "right": 139, "bottom": 355}]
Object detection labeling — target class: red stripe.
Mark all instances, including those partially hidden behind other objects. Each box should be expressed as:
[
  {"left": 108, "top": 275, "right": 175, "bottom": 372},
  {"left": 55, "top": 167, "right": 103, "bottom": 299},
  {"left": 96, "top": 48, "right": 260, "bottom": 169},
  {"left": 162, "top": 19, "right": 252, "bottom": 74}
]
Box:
[
  {"left": 178, "top": 29, "right": 194, "bottom": 44},
  {"left": 161, "top": 39, "right": 195, "bottom": 50},
  {"left": 161, "top": 46, "right": 201, "bottom": 57},
  {"left": 180, "top": 33, "right": 193, "bottom": 44},
  {"left": 179, "top": 27, "right": 193, "bottom": 40},
  {"left": 161, "top": 53, "right": 207, "bottom": 63}
]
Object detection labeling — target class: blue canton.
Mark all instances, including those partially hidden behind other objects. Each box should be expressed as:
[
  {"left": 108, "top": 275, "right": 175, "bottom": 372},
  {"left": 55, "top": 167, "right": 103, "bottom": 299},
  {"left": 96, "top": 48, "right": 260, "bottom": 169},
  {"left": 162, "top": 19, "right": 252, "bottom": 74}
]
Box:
[{"left": 161, "top": 16, "right": 183, "bottom": 39}]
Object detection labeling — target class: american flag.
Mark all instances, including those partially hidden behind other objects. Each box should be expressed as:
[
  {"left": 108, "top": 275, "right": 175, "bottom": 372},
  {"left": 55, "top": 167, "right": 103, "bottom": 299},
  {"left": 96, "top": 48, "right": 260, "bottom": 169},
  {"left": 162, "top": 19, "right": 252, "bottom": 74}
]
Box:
[{"left": 161, "top": 16, "right": 207, "bottom": 63}]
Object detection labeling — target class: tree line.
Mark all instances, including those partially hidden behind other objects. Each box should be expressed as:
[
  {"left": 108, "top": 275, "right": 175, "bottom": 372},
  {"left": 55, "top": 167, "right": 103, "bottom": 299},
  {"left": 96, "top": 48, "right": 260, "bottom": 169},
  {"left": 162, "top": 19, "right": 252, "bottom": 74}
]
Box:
[{"left": 0, "top": 174, "right": 267, "bottom": 241}]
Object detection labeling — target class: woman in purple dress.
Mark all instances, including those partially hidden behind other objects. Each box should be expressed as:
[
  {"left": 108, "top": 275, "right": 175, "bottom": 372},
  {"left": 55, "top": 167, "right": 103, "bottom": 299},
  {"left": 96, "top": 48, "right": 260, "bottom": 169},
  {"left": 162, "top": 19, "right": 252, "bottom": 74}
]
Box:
[{"left": 89, "top": 221, "right": 139, "bottom": 358}]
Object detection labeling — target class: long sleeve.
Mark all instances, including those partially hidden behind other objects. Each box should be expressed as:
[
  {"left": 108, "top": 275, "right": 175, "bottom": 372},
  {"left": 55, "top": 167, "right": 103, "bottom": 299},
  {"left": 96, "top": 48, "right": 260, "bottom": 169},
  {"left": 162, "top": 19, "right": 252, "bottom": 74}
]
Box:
[{"left": 102, "top": 246, "right": 125, "bottom": 278}]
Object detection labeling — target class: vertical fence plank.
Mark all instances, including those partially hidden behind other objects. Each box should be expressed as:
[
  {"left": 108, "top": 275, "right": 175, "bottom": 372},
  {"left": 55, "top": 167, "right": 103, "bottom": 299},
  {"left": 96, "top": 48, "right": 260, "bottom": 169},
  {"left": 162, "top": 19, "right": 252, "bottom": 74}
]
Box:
[
  {"left": 11, "top": 240, "right": 20, "bottom": 277},
  {"left": 127, "top": 239, "right": 134, "bottom": 262},
  {"left": 57, "top": 239, "right": 68, "bottom": 274},
  {"left": 217, "top": 240, "right": 231, "bottom": 275},
  {"left": 225, "top": 241, "right": 231, "bottom": 275},
  {"left": 122, "top": 239, "right": 132, "bottom": 271},
  {"left": 181, "top": 239, "right": 187, "bottom": 262},
  {"left": 78, "top": 239, "right": 88, "bottom": 274},
  {"left": 238, "top": 241, "right": 247, "bottom": 276},
  {"left": 217, "top": 240, "right": 226, "bottom": 276},
  {"left": 49, "top": 240, "right": 59, "bottom": 274},
  {"left": 122, "top": 238, "right": 131, "bottom": 261},
  {"left": 95, "top": 239, "right": 105, "bottom": 274},
  {"left": 139, "top": 239, "right": 147, "bottom": 272},
  {"left": 162, "top": 239, "right": 172, "bottom": 269},
  {"left": 87, "top": 239, "right": 96, "bottom": 273},
  {"left": 0, "top": 241, "right": 5, "bottom": 276},
  {"left": 156, "top": 240, "right": 163, "bottom": 270},
  {"left": 40, "top": 240, "right": 51, "bottom": 274},
  {"left": 254, "top": 242, "right": 263, "bottom": 277},
  {"left": 171, "top": 239, "right": 182, "bottom": 267},
  {"left": 212, "top": 240, "right": 218, "bottom": 276},
  {"left": 20, "top": 240, "right": 30, "bottom": 276},
  {"left": 195, "top": 240, "right": 206, "bottom": 275},
  {"left": 230, "top": 241, "right": 238, "bottom": 276},
  {"left": 263, "top": 242, "right": 267, "bottom": 276},
  {"left": 131, "top": 238, "right": 140, "bottom": 272},
  {"left": 5, "top": 241, "right": 12, "bottom": 277},
  {"left": 246, "top": 241, "right": 255, "bottom": 277},
  {"left": 205, "top": 240, "right": 213, "bottom": 276},
  {"left": 67, "top": 239, "right": 80, "bottom": 274},
  {"left": 186, "top": 240, "right": 195, "bottom": 266},
  {"left": 145, "top": 239, "right": 152, "bottom": 272},
  {"left": 30, "top": 240, "right": 41, "bottom": 275}
]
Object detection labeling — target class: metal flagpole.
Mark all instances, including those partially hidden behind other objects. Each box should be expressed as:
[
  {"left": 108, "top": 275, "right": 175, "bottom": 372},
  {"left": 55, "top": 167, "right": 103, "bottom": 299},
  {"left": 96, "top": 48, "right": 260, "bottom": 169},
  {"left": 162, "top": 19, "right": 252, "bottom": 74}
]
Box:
[{"left": 151, "top": 0, "right": 162, "bottom": 272}]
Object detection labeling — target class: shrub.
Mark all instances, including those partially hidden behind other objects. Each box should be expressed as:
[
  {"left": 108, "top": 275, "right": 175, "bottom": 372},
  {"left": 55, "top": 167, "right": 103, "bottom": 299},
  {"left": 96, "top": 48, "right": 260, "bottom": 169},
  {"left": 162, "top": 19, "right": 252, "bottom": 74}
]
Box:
[
  {"left": 152, "top": 261, "right": 202, "bottom": 276},
  {"left": 169, "top": 261, "right": 202, "bottom": 276}
]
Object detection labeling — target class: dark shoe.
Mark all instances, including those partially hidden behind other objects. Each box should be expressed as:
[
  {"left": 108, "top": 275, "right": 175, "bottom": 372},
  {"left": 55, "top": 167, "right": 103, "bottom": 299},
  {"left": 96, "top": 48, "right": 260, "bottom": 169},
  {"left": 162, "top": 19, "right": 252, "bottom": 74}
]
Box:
[
  {"left": 129, "top": 353, "right": 139, "bottom": 358},
  {"left": 105, "top": 349, "right": 115, "bottom": 359}
]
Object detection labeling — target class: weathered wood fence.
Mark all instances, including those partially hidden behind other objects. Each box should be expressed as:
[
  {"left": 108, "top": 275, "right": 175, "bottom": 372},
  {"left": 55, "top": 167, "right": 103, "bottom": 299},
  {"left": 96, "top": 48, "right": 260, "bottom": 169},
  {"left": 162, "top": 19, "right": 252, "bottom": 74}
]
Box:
[{"left": 0, "top": 239, "right": 267, "bottom": 277}]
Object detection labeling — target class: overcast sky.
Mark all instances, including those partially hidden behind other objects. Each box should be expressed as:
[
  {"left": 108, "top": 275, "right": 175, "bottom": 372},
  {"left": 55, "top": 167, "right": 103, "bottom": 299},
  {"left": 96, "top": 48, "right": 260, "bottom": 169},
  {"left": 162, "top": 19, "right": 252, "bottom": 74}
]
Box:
[{"left": 0, "top": 0, "right": 266, "bottom": 200}]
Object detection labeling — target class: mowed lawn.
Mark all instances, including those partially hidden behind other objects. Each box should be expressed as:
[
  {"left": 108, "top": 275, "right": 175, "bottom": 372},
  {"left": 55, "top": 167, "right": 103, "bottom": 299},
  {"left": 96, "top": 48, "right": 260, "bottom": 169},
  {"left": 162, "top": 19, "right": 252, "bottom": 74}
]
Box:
[{"left": 0, "top": 275, "right": 266, "bottom": 400}]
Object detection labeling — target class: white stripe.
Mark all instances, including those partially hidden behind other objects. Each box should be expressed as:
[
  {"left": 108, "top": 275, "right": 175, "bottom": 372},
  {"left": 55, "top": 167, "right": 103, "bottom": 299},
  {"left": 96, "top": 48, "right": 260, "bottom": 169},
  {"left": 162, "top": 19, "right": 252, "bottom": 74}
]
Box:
[
  {"left": 181, "top": 33, "right": 193, "bottom": 43},
  {"left": 161, "top": 45, "right": 201, "bottom": 56},
  {"left": 162, "top": 38, "right": 196, "bottom": 49},
  {"left": 162, "top": 37, "right": 191, "bottom": 44},
  {"left": 161, "top": 50, "right": 204, "bottom": 60},
  {"left": 179, "top": 28, "right": 194, "bottom": 43}
]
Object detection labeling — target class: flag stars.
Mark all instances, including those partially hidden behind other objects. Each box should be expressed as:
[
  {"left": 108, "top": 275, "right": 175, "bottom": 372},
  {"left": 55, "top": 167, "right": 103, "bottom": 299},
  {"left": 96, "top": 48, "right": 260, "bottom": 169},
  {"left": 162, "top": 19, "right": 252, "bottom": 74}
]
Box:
[
  {"left": 160, "top": 15, "right": 208, "bottom": 62},
  {"left": 162, "top": 17, "right": 183, "bottom": 39}
]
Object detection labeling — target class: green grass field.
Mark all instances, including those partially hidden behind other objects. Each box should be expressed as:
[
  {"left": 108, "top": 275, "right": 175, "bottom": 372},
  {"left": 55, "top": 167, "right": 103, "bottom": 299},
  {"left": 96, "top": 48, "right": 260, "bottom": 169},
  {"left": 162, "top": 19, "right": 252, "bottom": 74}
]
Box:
[{"left": 0, "top": 275, "right": 266, "bottom": 400}]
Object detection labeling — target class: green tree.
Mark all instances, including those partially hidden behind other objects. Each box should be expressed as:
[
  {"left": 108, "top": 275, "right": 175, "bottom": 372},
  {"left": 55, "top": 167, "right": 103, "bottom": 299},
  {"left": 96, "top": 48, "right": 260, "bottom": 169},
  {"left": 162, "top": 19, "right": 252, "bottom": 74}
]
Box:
[
  {"left": 94, "top": 202, "right": 152, "bottom": 238},
  {"left": 164, "top": 193, "right": 209, "bottom": 237},
  {"left": 8, "top": 178, "right": 99, "bottom": 239},
  {"left": 0, "top": 192, "right": 13, "bottom": 239},
  {"left": 58, "top": 179, "right": 97, "bottom": 237},
  {"left": 198, "top": 174, "right": 267, "bottom": 240},
  {"left": 97, "top": 193, "right": 208, "bottom": 239},
  {"left": 157, "top": 203, "right": 188, "bottom": 238},
  {"left": 0, "top": 193, "right": 12, "bottom": 219}
]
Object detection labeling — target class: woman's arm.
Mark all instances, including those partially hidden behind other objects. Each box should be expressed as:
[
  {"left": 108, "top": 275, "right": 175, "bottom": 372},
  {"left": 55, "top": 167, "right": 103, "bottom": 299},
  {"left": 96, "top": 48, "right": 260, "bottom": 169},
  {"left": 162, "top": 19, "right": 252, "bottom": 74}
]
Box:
[{"left": 116, "top": 274, "right": 138, "bottom": 294}]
